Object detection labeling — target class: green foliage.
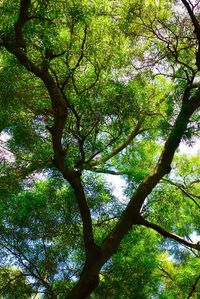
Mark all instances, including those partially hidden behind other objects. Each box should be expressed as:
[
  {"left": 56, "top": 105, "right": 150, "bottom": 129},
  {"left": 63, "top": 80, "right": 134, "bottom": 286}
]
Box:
[
  {"left": 0, "top": 0, "right": 200, "bottom": 298},
  {"left": 0, "top": 267, "right": 33, "bottom": 299},
  {"left": 92, "top": 228, "right": 160, "bottom": 299}
]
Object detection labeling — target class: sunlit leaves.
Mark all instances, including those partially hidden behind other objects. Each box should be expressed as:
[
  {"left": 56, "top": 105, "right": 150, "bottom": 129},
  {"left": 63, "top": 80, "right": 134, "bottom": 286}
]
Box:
[
  {"left": 0, "top": 0, "right": 200, "bottom": 298},
  {"left": 0, "top": 267, "right": 33, "bottom": 299}
]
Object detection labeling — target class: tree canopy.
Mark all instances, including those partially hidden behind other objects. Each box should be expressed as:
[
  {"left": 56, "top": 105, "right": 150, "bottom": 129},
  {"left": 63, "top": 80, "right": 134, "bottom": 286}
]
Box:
[{"left": 0, "top": 0, "right": 200, "bottom": 298}]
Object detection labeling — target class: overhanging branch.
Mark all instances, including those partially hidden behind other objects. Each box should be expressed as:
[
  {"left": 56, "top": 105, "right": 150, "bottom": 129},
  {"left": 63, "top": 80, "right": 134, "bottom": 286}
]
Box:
[{"left": 140, "top": 217, "right": 200, "bottom": 251}]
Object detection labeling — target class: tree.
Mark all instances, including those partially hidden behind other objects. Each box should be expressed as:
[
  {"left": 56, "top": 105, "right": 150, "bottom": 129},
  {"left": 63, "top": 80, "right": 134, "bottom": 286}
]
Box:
[{"left": 0, "top": 0, "right": 200, "bottom": 298}]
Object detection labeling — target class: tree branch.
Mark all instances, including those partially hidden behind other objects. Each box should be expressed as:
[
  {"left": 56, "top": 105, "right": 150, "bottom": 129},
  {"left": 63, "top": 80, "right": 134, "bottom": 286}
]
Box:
[
  {"left": 87, "top": 168, "right": 127, "bottom": 175},
  {"left": 89, "top": 121, "right": 143, "bottom": 167},
  {"left": 181, "top": 0, "right": 200, "bottom": 39},
  {"left": 162, "top": 178, "right": 200, "bottom": 209},
  {"left": 79, "top": 62, "right": 101, "bottom": 93},
  {"left": 63, "top": 171, "right": 99, "bottom": 266},
  {"left": 3, "top": 34, "right": 67, "bottom": 174},
  {"left": 186, "top": 275, "right": 200, "bottom": 299},
  {"left": 140, "top": 217, "right": 200, "bottom": 250},
  {"left": 1, "top": 0, "right": 69, "bottom": 174},
  {"left": 181, "top": 0, "right": 200, "bottom": 69},
  {"left": 0, "top": 238, "right": 56, "bottom": 297},
  {"left": 14, "top": 0, "right": 31, "bottom": 48},
  {"left": 158, "top": 266, "right": 174, "bottom": 281},
  {"left": 0, "top": 272, "right": 25, "bottom": 293},
  {"left": 61, "top": 25, "right": 88, "bottom": 91},
  {"left": 72, "top": 25, "right": 88, "bottom": 71}
]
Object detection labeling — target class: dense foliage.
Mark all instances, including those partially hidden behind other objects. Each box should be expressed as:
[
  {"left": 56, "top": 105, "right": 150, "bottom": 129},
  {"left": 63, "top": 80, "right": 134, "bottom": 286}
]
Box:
[{"left": 0, "top": 0, "right": 200, "bottom": 298}]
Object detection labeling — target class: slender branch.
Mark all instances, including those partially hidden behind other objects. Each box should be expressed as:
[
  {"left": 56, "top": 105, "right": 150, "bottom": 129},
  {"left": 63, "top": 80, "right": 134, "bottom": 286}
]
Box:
[
  {"left": 189, "top": 179, "right": 200, "bottom": 185},
  {"left": 186, "top": 275, "right": 200, "bottom": 299},
  {"left": 85, "top": 129, "right": 128, "bottom": 165},
  {"left": 158, "top": 266, "right": 174, "bottom": 281},
  {"left": 140, "top": 217, "right": 200, "bottom": 250},
  {"left": 181, "top": 0, "right": 200, "bottom": 70},
  {"left": 79, "top": 62, "right": 101, "bottom": 93},
  {"left": 87, "top": 168, "right": 127, "bottom": 175},
  {"left": 181, "top": 0, "right": 200, "bottom": 39},
  {"left": 163, "top": 178, "right": 200, "bottom": 209},
  {"left": 89, "top": 121, "right": 143, "bottom": 167},
  {"left": 72, "top": 25, "right": 88, "bottom": 71},
  {"left": 94, "top": 216, "right": 118, "bottom": 227},
  {"left": 0, "top": 239, "right": 55, "bottom": 297},
  {"left": 138, "top": 13, "right": 195, "bottom": 74},
  {"left": 0, "top": 272, "right": 25, "bottom": 293},
  {"left": 0, "top": 141, "right": 15, "bottom": 157},
  {"left": 61, "top": 25, "right": 88, "bottom": 90}
]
